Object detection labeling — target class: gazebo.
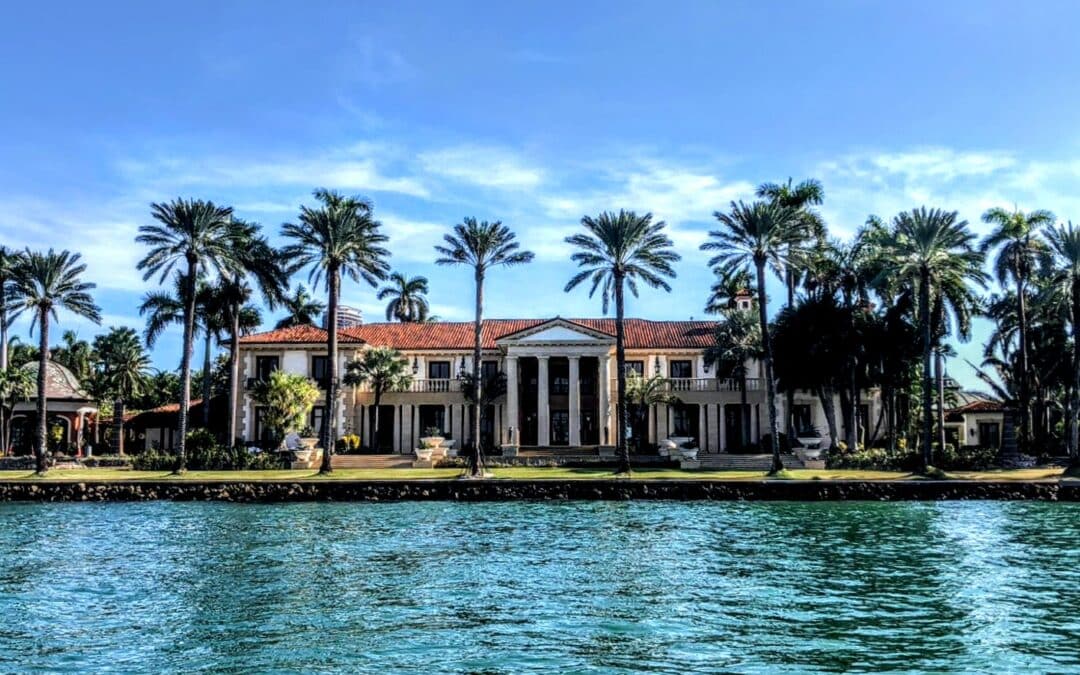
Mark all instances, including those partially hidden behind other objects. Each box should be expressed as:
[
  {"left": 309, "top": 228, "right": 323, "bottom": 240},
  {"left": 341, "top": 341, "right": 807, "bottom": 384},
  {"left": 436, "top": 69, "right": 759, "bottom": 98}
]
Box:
[{"left": 9, "top": 361, "right": 99, "bottom": 456}]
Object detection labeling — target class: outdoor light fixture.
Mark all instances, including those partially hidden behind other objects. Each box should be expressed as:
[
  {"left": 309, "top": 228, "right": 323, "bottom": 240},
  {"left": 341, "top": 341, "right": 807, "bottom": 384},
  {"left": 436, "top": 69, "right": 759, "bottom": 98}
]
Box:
[
  {"left": 412, "top": 357, "right": 419, "bottom": 375},
  {"left": 654, "top": 357, "right": 661, "bottom": 374},
  {"left": 459, "top": 356, "right": 467, "bottom": 376},
  {"left": 703, "top": 361, "right": 710, "bottom": 375}
]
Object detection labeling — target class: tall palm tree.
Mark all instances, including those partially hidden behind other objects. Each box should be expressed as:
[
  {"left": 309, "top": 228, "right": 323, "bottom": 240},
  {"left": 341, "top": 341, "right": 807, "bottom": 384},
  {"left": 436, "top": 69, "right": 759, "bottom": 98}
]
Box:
[
  {"left": 702, "top": 201, "right": 804, "bottom": 474},
  {"left": 980, "top": 206, "right": 1054, "bottom": 453},
  {"left": 437, "top": 217, "right": 534, "bottom": 476},
  {"left": 756, "top": 178, "right": 825, "bottom": 443},
  {"left": 378, "top": 272, "right": 431, "bottom": 322},
  {"left": 564, "top": 210, "right": 679, "bottom": 474},
  {"left": 136, "top": 198, "right": 238, "bottom": 473},
  {"left": 343, "top": 347, "right": 413, "bottom": 452},
  {"left": 282, "top": 189, "right": 390, "bottom": 473},
  {"left": 877, "top": 207, "right": 987, "bottom": 472},
  {"left": 9, "top": 249, "right": 101, "bottom": 475},
  {"left": 275, "top": 285, "right": 325, "bottom": 329},
  {"left": 93, "top": 327, "right": 151, "bottom": 455},
  {"left": 1044, "top": 221, "right": 1080, "bottom": 463}
]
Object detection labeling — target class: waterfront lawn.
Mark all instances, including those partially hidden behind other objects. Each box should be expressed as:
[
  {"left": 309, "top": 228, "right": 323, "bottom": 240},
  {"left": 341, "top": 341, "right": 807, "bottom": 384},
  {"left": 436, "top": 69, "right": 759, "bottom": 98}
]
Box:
[{"left": 0, "top": 466, "right": 1065, "bottom": 482}]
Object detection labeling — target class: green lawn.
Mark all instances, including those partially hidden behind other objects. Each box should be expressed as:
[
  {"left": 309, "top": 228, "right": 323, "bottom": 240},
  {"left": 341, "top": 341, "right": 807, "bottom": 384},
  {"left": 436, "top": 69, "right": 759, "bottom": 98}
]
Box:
[{"left": 0, "top": 466, "right": 1066, "bottom": 482}]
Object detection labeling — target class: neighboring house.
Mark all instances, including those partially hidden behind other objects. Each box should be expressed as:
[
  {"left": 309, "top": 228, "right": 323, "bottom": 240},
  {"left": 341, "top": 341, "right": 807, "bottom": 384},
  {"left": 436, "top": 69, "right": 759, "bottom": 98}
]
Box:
[
  {"left": 323, "top": 305, "right": 363, "bottom": 329},
  {"left": 235, "top": 317, "right": 882, "bottom": 454},
  {"left": 944, "top": 399, "right": 1006, "bottom": 449},
  {"left": 123, "top": 397, "right": 229, "bottom": 453},
  {"left": 9, "top": 361, "right": 99, "bottom": 455}
]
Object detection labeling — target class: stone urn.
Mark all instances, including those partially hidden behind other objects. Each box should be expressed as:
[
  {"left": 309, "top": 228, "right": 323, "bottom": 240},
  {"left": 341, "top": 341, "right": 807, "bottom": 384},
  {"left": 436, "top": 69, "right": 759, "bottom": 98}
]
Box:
[
  {"left": 415, "top": 447, "right": 434, "bottom": 461},
  {"left": 420, "top": 436, "right": 445, "bottom": 450}
]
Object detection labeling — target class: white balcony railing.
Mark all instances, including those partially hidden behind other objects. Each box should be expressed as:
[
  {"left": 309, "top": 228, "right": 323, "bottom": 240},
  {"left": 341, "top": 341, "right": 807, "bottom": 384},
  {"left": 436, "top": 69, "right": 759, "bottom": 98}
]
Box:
[
  {"left": 610, "top": 377, "right": 763, "bottom": 392},
  {"left": 352, "top": 378, "right": 462, "bottom": 394}
]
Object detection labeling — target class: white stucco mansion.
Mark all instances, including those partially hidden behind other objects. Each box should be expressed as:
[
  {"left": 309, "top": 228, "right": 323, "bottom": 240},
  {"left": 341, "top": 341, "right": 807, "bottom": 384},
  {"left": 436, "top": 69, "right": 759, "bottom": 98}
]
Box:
[{"left": 235, "top": 316, "right": 890, "bottom": 455}]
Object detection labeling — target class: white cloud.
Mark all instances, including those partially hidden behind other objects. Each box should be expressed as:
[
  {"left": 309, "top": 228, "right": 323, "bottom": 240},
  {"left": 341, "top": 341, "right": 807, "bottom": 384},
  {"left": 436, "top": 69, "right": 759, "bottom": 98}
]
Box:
[{"left": 418, "top": 145, "right": 545, "bottom": 190}]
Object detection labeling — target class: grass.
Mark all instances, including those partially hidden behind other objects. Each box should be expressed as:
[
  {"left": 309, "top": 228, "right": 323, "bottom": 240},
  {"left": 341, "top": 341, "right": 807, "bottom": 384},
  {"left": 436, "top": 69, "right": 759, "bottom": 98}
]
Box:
[{"left": 0, "top": 466, "right": 1066, "bottom": 483}]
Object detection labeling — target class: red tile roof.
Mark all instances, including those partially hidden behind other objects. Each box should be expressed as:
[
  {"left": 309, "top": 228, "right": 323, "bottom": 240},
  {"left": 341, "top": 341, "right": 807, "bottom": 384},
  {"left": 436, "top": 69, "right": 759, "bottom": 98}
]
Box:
[
  {"left": 240, "top": 319, "right": 718, "bottom": 349},
  {"left": 946, "top": 399, "right": 1005, "bottom": 415}
]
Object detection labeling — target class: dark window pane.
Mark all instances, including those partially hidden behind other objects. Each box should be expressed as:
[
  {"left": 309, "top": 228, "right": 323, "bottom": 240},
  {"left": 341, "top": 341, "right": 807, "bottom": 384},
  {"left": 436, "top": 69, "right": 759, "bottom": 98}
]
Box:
[{"left": 428, "top": 361, "right": 451, "bottom": 379}]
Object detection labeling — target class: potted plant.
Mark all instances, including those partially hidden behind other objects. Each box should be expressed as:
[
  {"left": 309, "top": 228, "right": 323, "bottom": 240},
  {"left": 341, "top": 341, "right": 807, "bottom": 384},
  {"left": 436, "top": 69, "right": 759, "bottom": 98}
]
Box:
[
  {"left": 420, "top": 426, "right": 445, "bottom": 450},
  {"left": 796, "top": 426, "right": 824, "bottom": 458}
]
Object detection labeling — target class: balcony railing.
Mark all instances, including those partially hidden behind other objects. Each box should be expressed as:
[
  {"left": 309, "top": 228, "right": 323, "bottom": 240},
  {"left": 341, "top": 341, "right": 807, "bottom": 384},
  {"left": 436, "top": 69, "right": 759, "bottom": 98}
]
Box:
[
  {"left": 352, "top": 378, "right": 462, "bottom": 394},
  {"left": 611, "top": 377, "right": 763, "bottom": 392}
]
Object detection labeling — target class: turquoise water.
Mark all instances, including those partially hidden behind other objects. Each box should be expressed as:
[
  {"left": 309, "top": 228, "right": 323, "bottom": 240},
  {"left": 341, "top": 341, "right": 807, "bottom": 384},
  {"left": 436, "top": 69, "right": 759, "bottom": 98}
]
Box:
[{"left": 1, "top": 501, "right": 1079, "bottom": 673}]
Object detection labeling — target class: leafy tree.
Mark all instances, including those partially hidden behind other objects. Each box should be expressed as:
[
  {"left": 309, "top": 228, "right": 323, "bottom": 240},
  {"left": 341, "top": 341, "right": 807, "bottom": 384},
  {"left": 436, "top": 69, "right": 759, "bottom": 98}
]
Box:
[
  {"left": 437, "top": 217, "right": 534, "bottom": 475},
  {"left": 875, "top": 207, "right": 987, "bottom": 472},
  {"left": 624, "top": 372, "right": 677, "bottom": 453},
  {"left": 5, "top": 337, "right": 37, "bottom": 369},
  {"left": 92, "top": 327, "right": 151, "bottom": 455},
  {"left": 274, "top": 284, "right": 325, "bottom": 329},
  {"left": 704, "top": 268, "right": 753, "bottom": 314},
  {"left": 1043, "top": 221, "right": 1080, "bottom": 462},
  {"left": 378, "top": 272, "right": 431, "bottom": 322},
  {"left": 50, "top": 330, "right": 95, "bottom": 386},
  {"left": 0, "top": 247, "right": 24, "bottom": 373},
  {"left": 138, "top": 370, "right": 182, "bottom": 410},
  {"left": 343, "top": 347, "right": 413, "bottom": 452},
  {"left": 980, "top": 206, "right": 1054, "bottom": 452},
  {"left": 564, "top": 211, "right": 679, "bottom": 474},
  {"left": 282, "top": 189, "right": 390, "bottom": 473},
  {"left": 251, "top": 370, "right": 321, "bottom": 448},
  {"left": 0, "top": 365, "right": 33, "bottom": 454},
  {"left": 9, "top": 249, "right": 101, "bottom": 474},
  {"left": 702, "top": 200, "right": 804, "bottom": 474},
  {"left": 136, "top": 198, "right": 239, "bottom": 473},
  {"left": 704, "top": 308, "right": 761, "bottom": 450}
]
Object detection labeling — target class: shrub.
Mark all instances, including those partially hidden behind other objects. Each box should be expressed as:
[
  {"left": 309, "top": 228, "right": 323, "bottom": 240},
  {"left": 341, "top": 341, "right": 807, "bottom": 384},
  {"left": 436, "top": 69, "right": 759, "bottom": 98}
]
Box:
[
  {"left": 337, "top": 435, "right": 362, "bottom": 453},
  {"left": 132, "top": 449, "right": 175, "bottom": 471},
  {"left": 82, "top": 455, "right": 132, "bottom": 468}
]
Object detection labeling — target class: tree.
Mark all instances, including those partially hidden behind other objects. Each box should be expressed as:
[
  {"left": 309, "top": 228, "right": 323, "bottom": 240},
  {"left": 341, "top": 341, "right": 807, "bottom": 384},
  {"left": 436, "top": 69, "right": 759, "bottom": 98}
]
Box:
[
  {"left": 437, "top": 217, "right": 534, "bottom": 476},
  {"left": 282, "top": 189, "right": 390, "bottom": 473},
  {"left": 876, "top": 207, "right": 987, "bottom": 472},
  {"left": 565, "top": 210, "right": 680, "bottom": 474},
  {"left": 342, "top": 347, "right": 413, "bottom": 452},
  {"left": 704, "top": 268, "right": 753, "bottom": 314},
  {"left": 274, "top": 285, "right": 325, "bottom": 329},
  {"left": 0, "top": 247, "right": 24, "bottom": 373},
  {"left": 0, "top": 365, "right": 33, "bottom": 455},
  {"left": 251, "top": 370, "right": 321, "bottom": 448},
  {"left": 704, "top": 308, "right": 761, "bottom": 450},
  {"left": 624, "top": 372, "right": 677, "bottom": 453},
  {"left": 93, "top": 327, "right": 151, "bottom": 454},
  {"left": 702, "top": 200, "right": 804, "bottom": 474},
  {"left": 9, "top": 249, "right": 101, "bottom": 474},
  {"left": 51, "top": 330, "right": 95, "bottom": 387},
  {"left": 136, "top": 198, "right": 239, "bottom": 474},
  {"left": 1043, "top": 221, "right": 1080, "bottom": 463},
  {"left": 980, "top": 206, "right": 1054, "bottom": 453},
  {"left": 378, "top": 272, "right": 431, "bottom": 322}
]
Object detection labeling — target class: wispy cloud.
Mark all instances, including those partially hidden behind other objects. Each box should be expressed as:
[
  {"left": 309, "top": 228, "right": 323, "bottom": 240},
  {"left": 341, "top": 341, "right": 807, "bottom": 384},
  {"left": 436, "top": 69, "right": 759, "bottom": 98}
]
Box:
[{"left": 418, "top": 145, "right": 545, "bottom": 190}]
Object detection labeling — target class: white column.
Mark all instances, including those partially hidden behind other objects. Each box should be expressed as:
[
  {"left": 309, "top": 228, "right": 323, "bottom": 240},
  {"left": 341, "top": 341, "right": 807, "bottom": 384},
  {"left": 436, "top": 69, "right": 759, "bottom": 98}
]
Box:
[
  {"left": 568, "top": 356, "right": 581, "bottom": 447},
  {"left": 537, "top": 356, "right": 550, "bottom": 446},
  {"left": 444, "top": 403, "right": 451, "bottom": 437},
  {"left": 505, "top": 355, "right": 519, "bottom": 446},
  {"left": 711, "top": 404, "right": 723, "bottom": 453},
  {"left": 698, "top": 404, "right": 706, "bottom": 448},
  {"left": 599, "top": 354, "right": 611, "bottom": 446},
  {"left": 403, "top": 405, "right": 414, "bottom": 452},
  {"left": 392, "top": 405, "right": 401, "bottom": 453}
]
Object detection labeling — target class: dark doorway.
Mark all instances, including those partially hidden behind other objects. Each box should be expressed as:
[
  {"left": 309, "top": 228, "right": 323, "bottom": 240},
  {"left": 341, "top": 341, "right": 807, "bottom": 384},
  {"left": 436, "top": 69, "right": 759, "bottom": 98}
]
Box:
[
  {"left": 366, "top": 405, "right": 395, "bottom": 452},
  {"left": 725, "top": 404, "right": 752, "bottom": 452}
]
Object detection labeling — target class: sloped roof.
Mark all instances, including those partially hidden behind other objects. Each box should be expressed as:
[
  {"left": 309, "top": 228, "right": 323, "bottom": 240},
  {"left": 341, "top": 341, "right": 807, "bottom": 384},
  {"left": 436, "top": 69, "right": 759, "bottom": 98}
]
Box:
[
  {"left": 19, "top": 360, "right": 91, "bottom": 400},
  {"left": 945, "top": 399, "right": 1005, "bottom": 421},
  {"left": 240, "top": 318, "right": 718, "bottom": 350}
]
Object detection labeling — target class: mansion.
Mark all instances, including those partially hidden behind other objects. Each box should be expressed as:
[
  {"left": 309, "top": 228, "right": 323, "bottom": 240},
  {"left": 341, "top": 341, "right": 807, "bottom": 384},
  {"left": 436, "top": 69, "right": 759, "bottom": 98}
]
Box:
[{"left": 234, "top": 316, "right": 882, "bottom": 455}]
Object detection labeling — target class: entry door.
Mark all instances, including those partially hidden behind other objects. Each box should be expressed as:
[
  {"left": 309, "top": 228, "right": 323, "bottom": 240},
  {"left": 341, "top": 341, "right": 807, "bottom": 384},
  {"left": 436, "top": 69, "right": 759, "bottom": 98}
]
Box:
[
  {"left": 551, "top": 410, "right": 569, "bottom": 445},
  {"left": 725, "top": 404, "right": 749, "bottom": 452}
]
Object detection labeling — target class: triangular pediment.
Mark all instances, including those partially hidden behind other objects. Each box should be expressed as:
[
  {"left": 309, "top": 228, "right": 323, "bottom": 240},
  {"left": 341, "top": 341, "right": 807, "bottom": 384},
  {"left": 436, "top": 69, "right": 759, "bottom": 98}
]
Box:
[{"left": 495, "top": 318, "right": 614, "bottom": 345}]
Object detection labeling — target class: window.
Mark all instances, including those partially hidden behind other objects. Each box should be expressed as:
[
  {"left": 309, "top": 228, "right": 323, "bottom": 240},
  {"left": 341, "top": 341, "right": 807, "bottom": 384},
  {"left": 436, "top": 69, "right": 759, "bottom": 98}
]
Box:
[
  {"left": 552, "top": 375, "right": 569, "bottom": 395},
  {"left": 481, "top": 360, "right": 499, "bottom": 381},
  {"left": 419, "top": 405, "right": 445, "bottom": 435},
  {"left": 253, "top": 407, "right": 274, "bottom": 444},
  {"left": 428, "top": 361, "right": 451, "bottom": 379},
  {"left": 311, "top": 356, "right": 330, "bottom": 385},
  {"left": 580, "top": 372, "right": 596, "bottom": 396},
  {"left": 624, "top": 360, "right": 644, "bottom": 376},
  {"left": 551, "top": 410, "right": 569, "bottom": 445},
  {"left": 978, "top": 422, "right": 1000, "bottom": 448},
  {"left": 669, "top": 360, "right": 692, "bottom": 379},
  {"left": 793, "top": 404, "right": 813, "bottom": 434},
  {"left": 672, "top": 405, "right": 692, "bottom": 436},
  {"left": 310, "top": 407, "right": 326, "bottom": 439},
  {"left": 255, "top": 356, "right": 279, "bottom": 382}
]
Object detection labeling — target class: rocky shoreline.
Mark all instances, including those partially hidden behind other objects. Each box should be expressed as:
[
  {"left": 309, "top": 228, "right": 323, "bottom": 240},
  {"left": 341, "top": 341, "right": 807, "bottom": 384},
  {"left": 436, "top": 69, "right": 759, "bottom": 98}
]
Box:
[{"left": 0, "top": 479, "right": 1074, "bottom": 502}]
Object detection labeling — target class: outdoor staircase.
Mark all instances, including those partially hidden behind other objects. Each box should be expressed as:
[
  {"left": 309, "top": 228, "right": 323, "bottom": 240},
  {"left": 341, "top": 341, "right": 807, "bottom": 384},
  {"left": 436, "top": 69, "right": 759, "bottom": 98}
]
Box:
[
  {"left": 331, "top": 454, "right": 414, "bottom": 470},
  {"left": 695, "top": 453, "right": 804, "bottom": 470}
]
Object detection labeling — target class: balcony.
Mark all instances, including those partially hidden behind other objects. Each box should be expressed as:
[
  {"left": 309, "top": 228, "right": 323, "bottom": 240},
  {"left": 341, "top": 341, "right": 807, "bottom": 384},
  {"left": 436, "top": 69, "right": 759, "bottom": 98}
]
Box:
[
  {"left": 351, "top": 378, "right": 462, "bottom": 394},
  {"left": 610, "top": 377, "right": 764, "bottom": 393}
]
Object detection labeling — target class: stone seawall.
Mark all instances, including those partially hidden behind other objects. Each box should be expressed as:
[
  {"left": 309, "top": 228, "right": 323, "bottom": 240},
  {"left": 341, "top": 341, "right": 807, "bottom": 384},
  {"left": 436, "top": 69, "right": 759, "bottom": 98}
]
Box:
[{"left": 0, "top": 480, "right": 1075, "bottom": 502}]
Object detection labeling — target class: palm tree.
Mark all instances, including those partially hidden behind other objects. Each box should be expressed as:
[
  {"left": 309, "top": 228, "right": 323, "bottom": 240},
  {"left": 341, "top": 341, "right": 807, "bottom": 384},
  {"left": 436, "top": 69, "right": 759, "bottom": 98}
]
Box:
[
  {"left": 704, "top": 308, "right": 761, "bottom": 450},
  {"left": 564, "top": 210, "right": 679, "bottom": 474},
  {"left": 275, "top": 285, "right": 326, "bottom": 329},
  {"left": 51, "top": 330, "right": 95, "bottom": 384},
  {"left": 0, "top": 247, "right": 24, "bottom": 373},
  {"left": 702, "top": 201, "right": 804, "bottom": 474},
  {"left": 980, "top": 206, "right": 1054, "bottom": 453},
  {"left": 0, "top": 365, "right": 33, "bottom": 455},
  {"left": 876, "top": 207, "right": 987, "bottom": 472},
  {"left": 625, "top": 372, "right": 678, "bottom": 453},
  {"left": 704, "top": 268, "right": 753, "bottom": 314},
  {"left": 378, "top": 272, "right": 431, "bottom": 322},
  {"left": 9, "top": 250, "right": 101, "bottom": 474},
  {"left": 343, "top": 347, "right": 413, "bottom": 452},
  {"left": 136, "top": 198, "right": 238, "bottom": 473},
  {"left": 282, "top": 189, "right": 390, "bottom": 473},
  {"left": 93, "top": 327, "right": 151, "bottom": 455},
  {"left": 1044, "top": 222, "right": 1080, "bottom": 463},
  {"left": 756, "top": 178, "right": 825, "bottom": 443},
  {"left": 437, "top": 217, "right": 534, "bottom": 476}
]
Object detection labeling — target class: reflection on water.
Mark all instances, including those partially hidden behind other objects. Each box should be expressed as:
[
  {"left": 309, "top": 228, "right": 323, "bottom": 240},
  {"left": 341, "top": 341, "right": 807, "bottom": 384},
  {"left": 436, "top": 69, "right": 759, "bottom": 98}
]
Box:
[{"left": 0, "top": 501, "right": 1078, "bottom": 673}]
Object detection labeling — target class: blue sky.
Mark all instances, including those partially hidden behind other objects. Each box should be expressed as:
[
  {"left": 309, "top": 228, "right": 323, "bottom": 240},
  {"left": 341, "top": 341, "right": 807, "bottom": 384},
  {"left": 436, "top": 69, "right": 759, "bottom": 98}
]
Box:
[{"left": 3, "top": 1, "right": 1080, "bottom": 390}]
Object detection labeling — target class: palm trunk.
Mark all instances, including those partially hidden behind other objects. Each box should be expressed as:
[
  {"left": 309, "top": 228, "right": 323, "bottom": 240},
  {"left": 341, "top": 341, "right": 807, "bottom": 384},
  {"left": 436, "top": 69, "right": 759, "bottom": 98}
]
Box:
[
  {"left": 784, "top": 266, "right": 796, "bottom": 445},
  {"left": 34, "top": 310, "right": 49, "bottom": 475},
  {"left": 1070, "top": 275, "right": 1080, "bottom": 461},
  {"left": 321, "top": 268, "right": 339, "bottom": 474},
  {"left": 935, "top": 349, "right": 946, "bottom": 453},
  {"left": 757, "top": 259, "right": 782, "bottom": 474},
  {"left": 919, "top": 267, "right": 933, "bottom": 472},
  {"left": 817, "top": 386, "right": 839, "bottom": 451},
  {"left": 740, "top": 372, "right": 749, "bottom": 449},
  {"left": 202, "top": 329, "right": 212, "bottom": 426},
  {"left": 470, "top": 268, "right": 484, "bottom": 476},
  {"left": 176, "top": 260, "right": 198, "bottom": 474},
  {"left": 1015, "top": 255, "right": 1031, "bottom": 453},
  {"left": 373, "top": 391, "right": 381, "bottom": 452},
  {"left": 227, "top": 306, "right": 240, "bottom": 446},
  {"left": 614, "top": 270, "right": 630, "bottom": 474},
  {"left": 1, "top": 294, "right": 7, "bottom": 454},
  {"left": 845, "top": 359, "right": 858, "bottom": 451}
]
